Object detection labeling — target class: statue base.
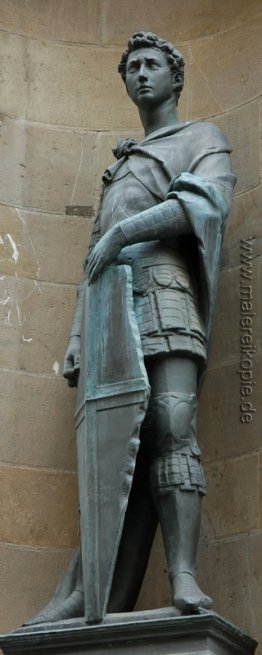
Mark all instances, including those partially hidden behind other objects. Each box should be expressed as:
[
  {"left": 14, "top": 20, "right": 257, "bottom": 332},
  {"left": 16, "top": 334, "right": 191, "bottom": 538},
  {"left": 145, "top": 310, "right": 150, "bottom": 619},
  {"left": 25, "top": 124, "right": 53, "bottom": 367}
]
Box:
[{"left": 0, "top": 608, "right": 257, "bottom": 655}]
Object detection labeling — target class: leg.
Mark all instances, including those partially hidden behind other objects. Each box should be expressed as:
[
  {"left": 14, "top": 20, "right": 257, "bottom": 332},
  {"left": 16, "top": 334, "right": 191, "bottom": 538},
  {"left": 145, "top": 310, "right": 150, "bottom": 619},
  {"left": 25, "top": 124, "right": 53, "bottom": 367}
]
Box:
[
  {"left": 148, "top": 356, "right": 212, "bottom": 612},
  {"left": 24, "top": 548, "right": 84, "bottom": 625}
]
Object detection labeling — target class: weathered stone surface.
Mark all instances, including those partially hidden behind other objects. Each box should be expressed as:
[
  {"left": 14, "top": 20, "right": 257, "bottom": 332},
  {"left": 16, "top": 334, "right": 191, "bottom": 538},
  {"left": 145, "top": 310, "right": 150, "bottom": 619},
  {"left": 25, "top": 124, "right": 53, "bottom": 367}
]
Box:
[
  {"left": 260, "top": 457, "right": 262, "bottom": 530},
  {"left": 221, "top": 185, "right": 262, "bottom": 269},
  {"left": 0, "top": 275, "right": 77, "bottom": 374},
  {"left": 248, "top": 531, "right": 262, "bottom": 634},
  {"left": 198, "top": 531, "right": 262, "bottom": 640},
  {"left": 0, "top": 607, "right": 257, "bottom": 655},
  {"left": 0, "top": 118, "right": 96, "bottom": 213},
  {"left": 0, "top": 0, "right": 99, "bottom": 44},
  {"left": 0, "top": 613, "right": 257, "bottom": 655},
  {"left": 0, "top": 543, "right": 74, "bottom": 632},
  {"left": 209, "top": 260, "right": 261, "bottom": 370},
  {"left": 0, "top": 465, "right": 78, "bottom": 548},
  {"left": 0, "top": 205, "right": 93, "bottom": 284},
  {"left": 101, "top": 0, "right": 261, "bottom": 44},
  {"left": 0, "top": 34, "right": 139, "bottom": 129},
  {"left": 0, "top": 205, "right": 38, "bottom": 280},
  {"left": 198, "top": 355, "right": 261, "bottom": 462},
  {"left": 0, "top": 368, "right": 76, "bottom": 470},
  {"left": 203, "top": 454, "right": 259, "bottom": 540},
  {"left": 186, "top": 58, "right": 224, "bottom": 118},
  {"left": 197, "top": 535, "right": 252, "bottom": 632},
  {"left": 226, "top": 184, "right": 262, "bottom": 238},
  {"left": 189, "top": 13, "right": 262, "bottom": 117},
  {"left": 213, "top": 101, "right": 260, "bottom": 194}
]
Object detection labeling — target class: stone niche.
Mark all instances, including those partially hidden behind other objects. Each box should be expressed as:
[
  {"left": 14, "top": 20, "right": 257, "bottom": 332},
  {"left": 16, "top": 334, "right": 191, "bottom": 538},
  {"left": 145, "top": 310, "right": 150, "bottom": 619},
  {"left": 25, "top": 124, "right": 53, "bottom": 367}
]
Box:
[{"left": 0, "top": 0, "right": 261, "bottom": 653}]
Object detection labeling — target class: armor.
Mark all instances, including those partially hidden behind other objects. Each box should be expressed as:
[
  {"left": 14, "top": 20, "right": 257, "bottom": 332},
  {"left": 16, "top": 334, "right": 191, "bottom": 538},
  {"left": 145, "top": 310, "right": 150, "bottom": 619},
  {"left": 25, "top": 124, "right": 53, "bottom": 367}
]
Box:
[
  {"left": 151, "top": 452, "right": 206, "bottom": 496},
  {"left": 131, "top": 249, "right": 206, "bottom": 361}
]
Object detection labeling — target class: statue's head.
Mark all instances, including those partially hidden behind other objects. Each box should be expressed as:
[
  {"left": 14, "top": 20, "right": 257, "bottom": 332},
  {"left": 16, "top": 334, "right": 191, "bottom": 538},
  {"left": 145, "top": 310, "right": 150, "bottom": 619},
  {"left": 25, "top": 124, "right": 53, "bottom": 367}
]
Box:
[{"left": 118, "top": 31, "right": 184, "bottom": 105}]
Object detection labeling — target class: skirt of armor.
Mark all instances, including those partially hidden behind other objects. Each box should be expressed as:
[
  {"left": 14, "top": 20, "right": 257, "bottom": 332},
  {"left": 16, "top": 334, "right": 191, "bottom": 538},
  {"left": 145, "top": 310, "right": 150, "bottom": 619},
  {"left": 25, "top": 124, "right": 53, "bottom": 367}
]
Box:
[{"left": 132, "top": 252, "right": 207, "bottom": 362}]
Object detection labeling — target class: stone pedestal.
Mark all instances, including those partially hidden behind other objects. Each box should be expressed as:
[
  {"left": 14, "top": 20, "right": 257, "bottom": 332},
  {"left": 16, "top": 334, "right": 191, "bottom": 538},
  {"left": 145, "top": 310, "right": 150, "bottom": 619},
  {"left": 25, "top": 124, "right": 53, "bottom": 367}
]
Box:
[{"left": 0, "top": 609, "right": 257, "bottom": 655}]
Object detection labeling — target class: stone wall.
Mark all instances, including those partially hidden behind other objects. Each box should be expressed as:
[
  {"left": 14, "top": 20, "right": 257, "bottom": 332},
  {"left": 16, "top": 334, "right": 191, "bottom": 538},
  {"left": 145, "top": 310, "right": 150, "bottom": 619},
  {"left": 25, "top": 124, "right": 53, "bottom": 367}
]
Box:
[{"left": 0, "top": 0, "right": 261, "bottom": 649}]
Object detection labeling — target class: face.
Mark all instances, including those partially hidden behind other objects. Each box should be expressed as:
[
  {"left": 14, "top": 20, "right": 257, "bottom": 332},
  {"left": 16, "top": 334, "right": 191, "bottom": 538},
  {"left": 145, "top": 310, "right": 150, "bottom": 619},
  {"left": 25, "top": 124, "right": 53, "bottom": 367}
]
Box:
[{"left": 125, "top": 47, "right": 175, "bottom": 109}]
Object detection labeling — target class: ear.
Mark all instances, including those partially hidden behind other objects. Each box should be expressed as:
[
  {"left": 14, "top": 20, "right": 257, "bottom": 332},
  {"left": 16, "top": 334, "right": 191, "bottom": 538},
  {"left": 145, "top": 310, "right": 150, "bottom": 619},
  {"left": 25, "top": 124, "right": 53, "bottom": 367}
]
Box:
[{"left": 172, "top": 71, "right": 183, "bottom": 92}]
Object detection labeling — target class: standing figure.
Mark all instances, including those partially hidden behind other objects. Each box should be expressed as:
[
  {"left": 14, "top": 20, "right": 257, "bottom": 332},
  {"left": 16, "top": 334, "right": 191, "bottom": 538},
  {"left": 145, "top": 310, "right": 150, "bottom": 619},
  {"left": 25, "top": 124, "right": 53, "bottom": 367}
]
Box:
[{"left": 26, "top": 31, "right": 236, "bottom": 625}]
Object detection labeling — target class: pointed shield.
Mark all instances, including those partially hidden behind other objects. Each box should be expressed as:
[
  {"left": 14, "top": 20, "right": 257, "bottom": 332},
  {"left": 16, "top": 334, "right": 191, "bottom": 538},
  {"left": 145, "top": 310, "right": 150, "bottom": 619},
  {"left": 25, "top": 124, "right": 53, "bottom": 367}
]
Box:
[{"left": 75, "top": 264, "right": 149, "bottom": 623}]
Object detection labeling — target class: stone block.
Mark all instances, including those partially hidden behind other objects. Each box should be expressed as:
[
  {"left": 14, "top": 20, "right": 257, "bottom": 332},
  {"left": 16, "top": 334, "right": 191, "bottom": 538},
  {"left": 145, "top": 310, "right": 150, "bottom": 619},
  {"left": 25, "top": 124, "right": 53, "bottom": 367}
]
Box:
[
  {"left": 198, "top": 355, "right": 261, "bottom": 461},
  {"left": 0, "top": 464, "right": 78, "bottom": 548},
  {"left": 0, "top": 33, "right": 139, "bottom": 130},
  {"left": 0, "top": 368, "right": 76, "bottom": 471},
  {"left": 203, "top": 454, "right": 259, "bottom": 540},
  {"left": 0, "top": 611, "right": 257, "bottom": 655},
  {"left": 209, "top": 260, "right": 261, "bottom": 370},
  {"left": 26, "top": 211, "right": 93, "bottom": 285},
  {"left": 0, "top": 543, "right": 74, "bottom": 632},
  {"left": 0, "top": 0, "right": 99, "bottom": 44},
  {"left": 0, "top": 275, "right": 77, "bottom": 374},
  {"left": 0, "top": 118, "right": 96, "bottom": 213},
  {"left": 101, "top": 0, "right": 260, "bottom": 44},
  {"left": 248, "top": 531, "right": 262, "bottom": 634},
  {"left": 0, "top": 204, "right": 93, "bottom": 284},
  {"left": 213, "top": 101, "right": 260, "bottom": 195},
  {"left": 0, "top": 205, "right": 39, "bottom": 280},
  {"left": 190, "top": 12, "right": 262, "bottom": 117},
  {"left": 221, "top": 185, "right": 262, "bottom": 270},
  {"left": 260, "top": 458, "right": 262, "bottom": 529},
  {"left": 197, "top": 535, "right": 252, "bottom": 633}
]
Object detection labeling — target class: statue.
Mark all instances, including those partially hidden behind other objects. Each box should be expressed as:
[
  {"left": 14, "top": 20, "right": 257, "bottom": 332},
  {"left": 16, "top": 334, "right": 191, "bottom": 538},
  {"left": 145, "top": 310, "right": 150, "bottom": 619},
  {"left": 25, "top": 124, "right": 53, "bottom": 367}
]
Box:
[{"left": 26, "top": 31, "right": 236, "bottom": 626}]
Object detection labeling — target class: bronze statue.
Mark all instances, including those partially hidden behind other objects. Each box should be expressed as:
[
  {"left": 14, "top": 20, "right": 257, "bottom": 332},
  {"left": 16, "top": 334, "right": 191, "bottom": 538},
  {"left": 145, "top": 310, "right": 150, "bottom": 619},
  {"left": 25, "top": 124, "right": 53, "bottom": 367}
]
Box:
[{"left": 26, "top": 31, "right": 236, "bottom": 625}]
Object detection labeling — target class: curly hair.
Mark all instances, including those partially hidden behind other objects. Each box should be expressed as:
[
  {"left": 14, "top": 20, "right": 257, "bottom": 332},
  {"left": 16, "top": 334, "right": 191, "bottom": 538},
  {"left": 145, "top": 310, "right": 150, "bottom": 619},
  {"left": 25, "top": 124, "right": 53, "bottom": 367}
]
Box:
[{"left": 118, "top": 31, "right": 185, "bottom": 103}]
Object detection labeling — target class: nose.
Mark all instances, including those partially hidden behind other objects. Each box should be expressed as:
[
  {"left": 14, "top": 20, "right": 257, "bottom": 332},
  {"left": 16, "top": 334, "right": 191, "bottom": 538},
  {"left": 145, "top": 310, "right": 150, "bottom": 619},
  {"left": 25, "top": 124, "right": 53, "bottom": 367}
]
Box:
[{"left": 138, "top": 63, "right": 148, "bottom": 81}]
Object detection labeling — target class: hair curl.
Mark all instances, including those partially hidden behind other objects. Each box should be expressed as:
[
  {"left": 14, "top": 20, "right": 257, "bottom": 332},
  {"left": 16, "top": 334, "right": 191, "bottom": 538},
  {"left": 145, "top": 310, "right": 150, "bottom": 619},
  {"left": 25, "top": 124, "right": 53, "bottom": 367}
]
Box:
[{"left": 118, "top": 31, "right": 185, "bottom": 103}]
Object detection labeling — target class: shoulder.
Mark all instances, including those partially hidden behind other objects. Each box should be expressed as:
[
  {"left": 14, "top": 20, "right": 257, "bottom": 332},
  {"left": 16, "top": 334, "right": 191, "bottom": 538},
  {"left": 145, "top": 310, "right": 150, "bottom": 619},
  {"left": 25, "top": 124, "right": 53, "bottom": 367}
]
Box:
[{"left": 187, "top": 120, "right": 232, "bottom": 151}]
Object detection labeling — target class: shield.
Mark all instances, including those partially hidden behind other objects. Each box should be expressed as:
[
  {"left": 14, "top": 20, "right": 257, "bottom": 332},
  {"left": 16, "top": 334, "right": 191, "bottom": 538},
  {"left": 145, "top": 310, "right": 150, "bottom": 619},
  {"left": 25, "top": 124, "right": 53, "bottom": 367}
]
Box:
[{"left": 75, "top": 264, "right": 149, "bottom": 623}]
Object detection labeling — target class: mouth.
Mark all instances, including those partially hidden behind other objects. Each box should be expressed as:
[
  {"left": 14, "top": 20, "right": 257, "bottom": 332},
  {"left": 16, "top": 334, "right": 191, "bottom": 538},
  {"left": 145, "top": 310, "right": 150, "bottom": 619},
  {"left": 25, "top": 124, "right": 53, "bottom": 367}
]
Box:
[{"left": 138, "top": 85, "right": 152, "bottom": 92}]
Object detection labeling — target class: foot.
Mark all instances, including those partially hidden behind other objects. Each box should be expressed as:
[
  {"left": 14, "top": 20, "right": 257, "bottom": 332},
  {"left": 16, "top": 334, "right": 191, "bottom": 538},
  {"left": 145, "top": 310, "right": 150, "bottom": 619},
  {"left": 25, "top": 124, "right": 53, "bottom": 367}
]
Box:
[
  {"left": 173, "top": 572, "right": 213, "bottom": 613},
  {"left": 23, "top": 587, "right": 84, "bottom": 625}
]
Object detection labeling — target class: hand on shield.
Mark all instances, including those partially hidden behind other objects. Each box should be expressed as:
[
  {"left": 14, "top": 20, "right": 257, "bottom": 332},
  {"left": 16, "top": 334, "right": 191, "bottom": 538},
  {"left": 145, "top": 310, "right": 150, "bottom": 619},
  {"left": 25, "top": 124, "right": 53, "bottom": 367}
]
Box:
[
  {"left": 87, "top": 225, "right": 126, "bottom": 282},
  {"left": 63, "top": 335, "right": 81, "bottom": 387}
]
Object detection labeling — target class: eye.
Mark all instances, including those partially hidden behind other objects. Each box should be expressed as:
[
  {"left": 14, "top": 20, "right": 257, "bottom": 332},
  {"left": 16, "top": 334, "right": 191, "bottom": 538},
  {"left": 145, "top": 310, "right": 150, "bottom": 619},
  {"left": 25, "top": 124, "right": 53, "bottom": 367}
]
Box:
[
  {"left": 148, "top": 61, "right": 160, "bottom": 69},
  {"left": 127, "top": 63, "right": 139, "bottom": 74}
]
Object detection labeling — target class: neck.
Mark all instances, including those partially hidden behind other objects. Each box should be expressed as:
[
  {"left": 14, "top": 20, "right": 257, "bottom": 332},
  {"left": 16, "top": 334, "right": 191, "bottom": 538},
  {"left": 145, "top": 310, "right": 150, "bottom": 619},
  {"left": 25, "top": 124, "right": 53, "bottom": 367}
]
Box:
[{"left": 139, "top": 97, "right": 179, "bottom": 136}]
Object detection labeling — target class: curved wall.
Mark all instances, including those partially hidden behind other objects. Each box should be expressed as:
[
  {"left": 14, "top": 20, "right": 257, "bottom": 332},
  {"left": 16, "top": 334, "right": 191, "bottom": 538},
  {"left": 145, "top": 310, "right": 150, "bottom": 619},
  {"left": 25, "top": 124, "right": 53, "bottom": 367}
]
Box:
[{"left": 0, "top": 1, "right": 261, "bottom": 645}]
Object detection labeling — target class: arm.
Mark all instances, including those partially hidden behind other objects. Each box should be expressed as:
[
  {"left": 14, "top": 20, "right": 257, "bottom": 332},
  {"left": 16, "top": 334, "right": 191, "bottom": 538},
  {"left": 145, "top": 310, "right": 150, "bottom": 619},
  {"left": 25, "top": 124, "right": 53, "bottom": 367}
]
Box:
[
  {"left": 63, "top": 277, "right": 87, "bottom": 386},
  {"left": 87, "top": 141, "right": 236, "bottom": 282},
  {"left": 87, "top": 198, "right": 191, "bottom": 281}
]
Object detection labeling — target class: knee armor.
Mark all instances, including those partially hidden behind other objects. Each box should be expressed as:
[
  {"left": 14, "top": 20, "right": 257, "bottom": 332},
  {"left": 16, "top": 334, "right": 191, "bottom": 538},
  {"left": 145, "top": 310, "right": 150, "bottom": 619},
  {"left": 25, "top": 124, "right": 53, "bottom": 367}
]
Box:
[
  {"left": 149, "top": 391, "right": 197, "bottom": 454},
  {"left": 149, "top": 391, "right": 206, "bottom": 495}
]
